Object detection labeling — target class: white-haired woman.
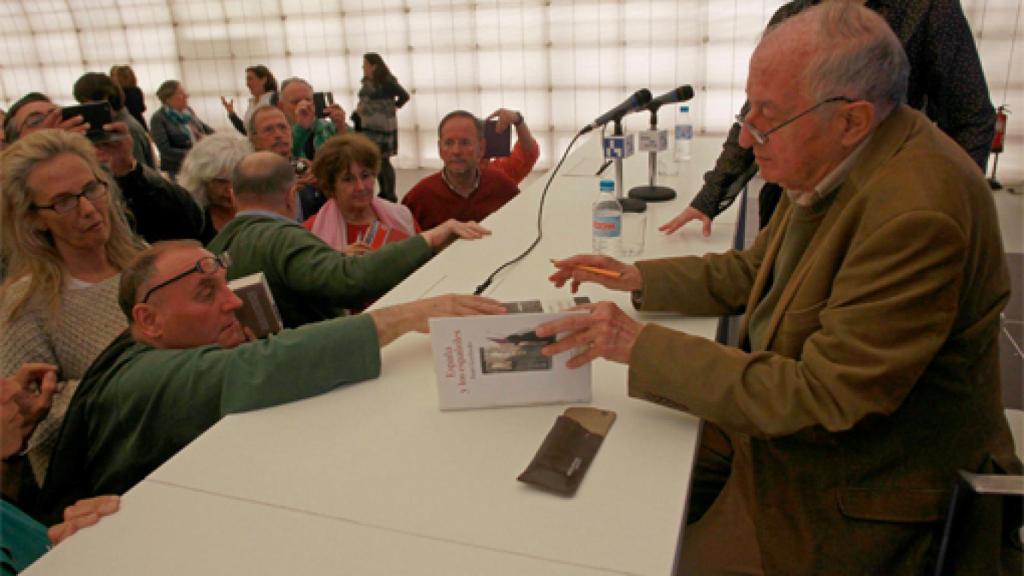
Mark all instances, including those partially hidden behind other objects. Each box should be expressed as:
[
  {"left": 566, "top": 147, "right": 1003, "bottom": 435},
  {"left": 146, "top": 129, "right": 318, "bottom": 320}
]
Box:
[
  {"left": 179, "top": 133, "right": 253, "bottom": 244},
  {"left": 0, "top": 129, "right": 145, "bottom": 489}
]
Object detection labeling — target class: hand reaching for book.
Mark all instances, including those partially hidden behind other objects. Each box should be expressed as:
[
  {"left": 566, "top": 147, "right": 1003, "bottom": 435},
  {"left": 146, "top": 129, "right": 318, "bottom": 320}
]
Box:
[
  {"left": 421, "top": 219, "right": 491, "bottom": 250},
  {"left": 368, "top": 294, "right": 506, "bottom": 345}
]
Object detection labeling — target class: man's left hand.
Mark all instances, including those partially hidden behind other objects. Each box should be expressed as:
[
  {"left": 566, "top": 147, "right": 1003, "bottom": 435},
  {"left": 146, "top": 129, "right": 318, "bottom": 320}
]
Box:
[
  {"left": 325, "top": 103, "right": 348, "bottom": 132},
  {"left": 535, "top": 302, "right": 644, "bottom": 368},
  {"left": 486, "top": 108, "right": 519, "bottom": 134},
  {"left": 421, "top": 219, "right": 491, "bottom": 250}
]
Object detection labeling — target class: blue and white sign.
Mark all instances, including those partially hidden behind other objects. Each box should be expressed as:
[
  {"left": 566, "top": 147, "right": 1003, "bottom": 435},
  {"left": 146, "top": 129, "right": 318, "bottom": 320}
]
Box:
[{"left": 602, "top": 134, "right": 636, "bottom": 159}]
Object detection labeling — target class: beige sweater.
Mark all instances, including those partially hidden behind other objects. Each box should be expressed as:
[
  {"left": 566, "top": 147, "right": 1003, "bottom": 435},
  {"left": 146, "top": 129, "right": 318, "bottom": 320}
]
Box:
[{"left": 0, "top": 275, "right": 126, "bottom": 483}]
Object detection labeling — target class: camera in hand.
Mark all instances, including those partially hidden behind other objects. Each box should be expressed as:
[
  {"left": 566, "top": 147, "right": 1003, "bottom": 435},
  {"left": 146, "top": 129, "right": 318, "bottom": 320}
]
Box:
[
  {"left": 313, "top": 92, "right": 334, "bottom": 119},
  {"left": 291, "top": 159, "right": 310, "bottom": 176},
  {"left": 61, "top": 102, "right": 122, "bottom": 144},
  {"left": 484, "top": 119, "right": 511, "bottom": 158}
]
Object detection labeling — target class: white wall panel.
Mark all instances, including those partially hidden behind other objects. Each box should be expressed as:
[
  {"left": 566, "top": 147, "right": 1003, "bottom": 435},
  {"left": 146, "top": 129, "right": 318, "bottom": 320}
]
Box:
[{"left": 0, "top": 0, "right": 1019, "bottom": 179}]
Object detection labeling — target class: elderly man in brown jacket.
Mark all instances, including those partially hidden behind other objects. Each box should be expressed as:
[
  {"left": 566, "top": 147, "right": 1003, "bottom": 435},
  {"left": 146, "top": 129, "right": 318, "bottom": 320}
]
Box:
[{"left": 538, "top": 2, "right": 1021, "bottom": 575}]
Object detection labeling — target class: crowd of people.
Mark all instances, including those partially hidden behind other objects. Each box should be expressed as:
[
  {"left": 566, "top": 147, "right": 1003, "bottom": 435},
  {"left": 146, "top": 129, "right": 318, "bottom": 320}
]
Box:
[
  {"left": 0, "top": 53, "right": 538, "bottom": 571},
  {"left": 0, "top": 1, "right": 1021, "bottom": 574}
]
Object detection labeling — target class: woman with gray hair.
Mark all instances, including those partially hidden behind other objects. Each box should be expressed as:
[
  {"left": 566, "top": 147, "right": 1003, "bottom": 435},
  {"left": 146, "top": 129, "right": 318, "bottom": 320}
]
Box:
[
  {"left": 0, "top": 129, "right": 145, "bottom": 492},
  {"left": 150, "top": 80, "right": 214, "bottom": 179},
  {"left": 178, "top": 133, "right": 253, "bottom": 244}
]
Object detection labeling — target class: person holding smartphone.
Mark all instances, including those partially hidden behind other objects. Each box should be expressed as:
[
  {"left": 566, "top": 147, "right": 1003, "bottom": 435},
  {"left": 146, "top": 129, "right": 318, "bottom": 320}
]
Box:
[
  {"left": 480, "top": 107, "right": 540, "bottom": 185},
  {"left": 353, "top": 53, "right": 409, "bottom": 202}
]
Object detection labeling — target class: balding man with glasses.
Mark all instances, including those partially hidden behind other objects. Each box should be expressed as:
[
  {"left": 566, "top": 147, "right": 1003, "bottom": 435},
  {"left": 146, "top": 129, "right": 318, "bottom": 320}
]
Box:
[
  {"left": 539, "top": 3, "right": 1019, "bottom": 573},
  {"left": 36, "top": 239, "right": 504, "bottom": 524}
]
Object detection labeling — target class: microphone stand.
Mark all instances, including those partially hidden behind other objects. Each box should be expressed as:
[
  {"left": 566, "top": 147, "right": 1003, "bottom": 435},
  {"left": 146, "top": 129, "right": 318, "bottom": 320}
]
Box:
[
  {"left": 612, "top": 117, "right": 647, "bottom": 212},
  {"left": 628, "top": 109, "right": 677, "bottom": 202}
]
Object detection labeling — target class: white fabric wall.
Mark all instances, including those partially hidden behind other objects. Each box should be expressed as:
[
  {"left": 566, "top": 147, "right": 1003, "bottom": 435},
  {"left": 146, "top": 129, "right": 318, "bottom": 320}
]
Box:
[{"left": 1, "top": 0, "right": 1021, "bottom": 178}]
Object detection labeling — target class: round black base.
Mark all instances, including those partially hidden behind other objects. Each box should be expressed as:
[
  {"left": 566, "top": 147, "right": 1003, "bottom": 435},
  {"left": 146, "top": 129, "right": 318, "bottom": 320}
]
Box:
[
  {"left": 628, "top": 185, "right": 676, "bottom": 202},
  {"left": 988, "top": 178, "right": 1003, "bottom": 191},
  {"left": 619, "top": 197, "right": 648, "bottom": 212}
]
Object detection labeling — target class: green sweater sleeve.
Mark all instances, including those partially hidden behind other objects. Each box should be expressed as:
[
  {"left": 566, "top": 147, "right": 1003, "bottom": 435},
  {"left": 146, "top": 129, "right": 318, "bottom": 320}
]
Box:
[
  {"left": 271, "top": 225, "right": 432, "bottom": 307},
  {"left": 120, "top": 313, "right": 381, "bottom": 418}
]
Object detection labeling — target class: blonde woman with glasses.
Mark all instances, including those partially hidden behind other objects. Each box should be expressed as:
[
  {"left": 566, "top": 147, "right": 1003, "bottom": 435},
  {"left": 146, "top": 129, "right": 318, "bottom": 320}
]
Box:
[{"left": 0, "top": 129, "right": 144, "bottom": 493}]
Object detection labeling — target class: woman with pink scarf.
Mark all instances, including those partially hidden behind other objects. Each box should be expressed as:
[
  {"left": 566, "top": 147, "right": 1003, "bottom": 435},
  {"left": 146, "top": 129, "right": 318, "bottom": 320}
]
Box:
[{"left": 307, "top": 133, "right": 488, "bottom": 257}]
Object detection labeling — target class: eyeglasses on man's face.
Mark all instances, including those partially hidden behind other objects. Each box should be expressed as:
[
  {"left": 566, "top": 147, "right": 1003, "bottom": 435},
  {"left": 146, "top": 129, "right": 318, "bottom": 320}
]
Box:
[
  {"left": 32, "top": 180, "right": 109, "bottom": 215},
  {"left": 140, "top": 252, "right": 232, "bottom": 304},
  {"left": 736, "top": 96, "right": 856, "bottom": 145}
]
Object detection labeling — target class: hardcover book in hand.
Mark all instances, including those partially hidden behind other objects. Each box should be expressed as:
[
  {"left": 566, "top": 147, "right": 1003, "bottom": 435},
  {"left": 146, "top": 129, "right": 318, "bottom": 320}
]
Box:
[{"left": 228, "top": 272, "right": 284, "bottom": 338}]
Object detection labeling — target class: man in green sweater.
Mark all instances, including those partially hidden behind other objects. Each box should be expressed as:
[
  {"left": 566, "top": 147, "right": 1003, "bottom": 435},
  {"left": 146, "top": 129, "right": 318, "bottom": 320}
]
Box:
[
  {"left": 208, "top": 151, "right": 489, "bottom": 328},
  {"left": 36, "top": 239, "right": 503, "bottom": 524}
]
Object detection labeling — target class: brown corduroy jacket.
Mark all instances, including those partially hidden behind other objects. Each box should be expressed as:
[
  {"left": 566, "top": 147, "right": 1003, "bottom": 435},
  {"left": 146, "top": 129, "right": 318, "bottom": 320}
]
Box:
[{"left": 630, "top": 106, "right": 1021, "bottom": 575}]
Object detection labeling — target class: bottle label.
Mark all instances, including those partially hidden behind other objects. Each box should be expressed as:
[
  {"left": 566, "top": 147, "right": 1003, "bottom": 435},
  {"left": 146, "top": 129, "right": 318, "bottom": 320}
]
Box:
[
  {"left": 593, "top": 216, "right": 622, "bottom": 237},
  {"left": 675, "top": 124, "right": 693, "bottom": 141}
]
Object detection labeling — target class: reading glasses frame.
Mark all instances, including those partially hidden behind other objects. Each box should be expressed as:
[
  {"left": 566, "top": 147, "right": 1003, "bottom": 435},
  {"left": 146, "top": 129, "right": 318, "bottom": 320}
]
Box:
[
  {"left": 140, "top": 252, "right": 232, "bottom": 304},
  {"left": 736, "top": 96, "right": 856, "bottom": 145}
]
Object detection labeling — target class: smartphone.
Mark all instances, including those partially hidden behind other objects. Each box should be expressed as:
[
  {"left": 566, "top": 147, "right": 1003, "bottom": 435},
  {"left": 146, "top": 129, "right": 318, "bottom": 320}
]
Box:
[
  {"left": 313, "top": 92, "right": 334, "bottom": 119},
  {"left": 484, "top": 119, "right": 511, "bottom": 158},
  {"left": 61, "top": 102, "right": 120, "bottom": 143}
]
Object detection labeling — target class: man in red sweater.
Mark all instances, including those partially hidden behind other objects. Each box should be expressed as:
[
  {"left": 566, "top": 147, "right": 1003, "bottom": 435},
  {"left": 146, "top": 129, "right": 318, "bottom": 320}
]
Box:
[{"left": 402, "top": 110, "right": 520, "bottom": 229}]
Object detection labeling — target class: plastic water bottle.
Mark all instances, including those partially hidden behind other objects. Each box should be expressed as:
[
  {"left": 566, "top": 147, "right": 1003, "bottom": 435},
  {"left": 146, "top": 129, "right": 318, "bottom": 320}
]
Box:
[
  {"left": 674, "top": 105, "right": 693, "bottom": 162},
  {"left": 592, "top": 179, "right": 622, "bottom": 255}
]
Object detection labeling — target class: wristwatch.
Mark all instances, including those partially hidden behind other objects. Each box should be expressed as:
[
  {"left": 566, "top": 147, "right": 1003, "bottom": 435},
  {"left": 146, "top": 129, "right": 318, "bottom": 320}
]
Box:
[{"left": 513, "top": 112, "right": 524, "bottom": 127}]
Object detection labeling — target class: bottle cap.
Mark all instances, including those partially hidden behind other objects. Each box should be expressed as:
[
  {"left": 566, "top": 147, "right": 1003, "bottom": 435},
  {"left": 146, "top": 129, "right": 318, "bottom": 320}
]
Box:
[
  {"left": 680, "top": 105, "right": 690, "bottom": 113},
  {"left": 599, "top": 179, "right": 615, "bottom": 192}
]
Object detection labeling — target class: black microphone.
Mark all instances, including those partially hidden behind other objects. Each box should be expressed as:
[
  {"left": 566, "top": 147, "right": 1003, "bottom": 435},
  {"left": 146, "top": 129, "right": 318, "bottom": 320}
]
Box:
[
  {"left": 579, "top": 89, "right": 652, "bottom": 134},
  {"left": 645, "top": 85, "right": 695, "bottom": 112}
]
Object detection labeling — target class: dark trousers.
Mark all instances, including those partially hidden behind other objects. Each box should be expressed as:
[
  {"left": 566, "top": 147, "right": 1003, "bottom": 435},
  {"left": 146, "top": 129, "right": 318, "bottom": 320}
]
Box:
[{"left": 377, "top": 156, "right": 397, "bottom": 202}]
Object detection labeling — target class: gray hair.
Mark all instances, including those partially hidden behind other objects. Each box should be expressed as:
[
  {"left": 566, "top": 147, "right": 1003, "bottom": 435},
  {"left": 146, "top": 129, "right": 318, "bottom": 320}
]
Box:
[
  {"left": 771, "top": 1, "right": 908, "bottom": 119},
  {"left": 279, "top": 77, "right": 311, "bottom": 96},
  {"left": 155, "top": 80, "right": 181, "bottom": 105},
  {"left": 179, "top": 134, "right": 253, "bottom": 207},
  {"left": 232, "top": 152, "right": 295, "bottom": 202}
]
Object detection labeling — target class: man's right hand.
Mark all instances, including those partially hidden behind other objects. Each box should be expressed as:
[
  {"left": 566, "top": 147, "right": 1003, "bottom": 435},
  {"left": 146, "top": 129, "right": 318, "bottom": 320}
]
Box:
[
  {"left": 659, "top": 206, "right": 712, "bottom": 236},
  {"left": 368, "top": 294, "right": 506, "bottom": 345},
  {"left": 549, "top": 255, "right": 643, "bottom": 294}
]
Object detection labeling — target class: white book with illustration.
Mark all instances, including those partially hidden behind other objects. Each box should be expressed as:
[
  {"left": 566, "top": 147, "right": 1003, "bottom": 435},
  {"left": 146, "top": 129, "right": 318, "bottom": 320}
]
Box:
[{"left": 429, "top": 297, "right": 592, "bottom": 410}]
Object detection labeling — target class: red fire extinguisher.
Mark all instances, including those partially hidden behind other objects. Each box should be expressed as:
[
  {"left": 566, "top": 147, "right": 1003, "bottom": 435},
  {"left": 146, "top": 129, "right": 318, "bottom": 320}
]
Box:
[
  {"left": 989, "top": 105, "right": 1011, "bottom": 191},
  {"left": 992, "top": 105, "right": 1009, "bottom": 154}
]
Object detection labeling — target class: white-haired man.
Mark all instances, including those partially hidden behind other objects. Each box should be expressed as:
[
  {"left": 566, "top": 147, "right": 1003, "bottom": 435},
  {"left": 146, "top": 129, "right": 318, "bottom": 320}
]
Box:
[{"left": 538, "top": 2, "right": 1020, "bottom": 574}]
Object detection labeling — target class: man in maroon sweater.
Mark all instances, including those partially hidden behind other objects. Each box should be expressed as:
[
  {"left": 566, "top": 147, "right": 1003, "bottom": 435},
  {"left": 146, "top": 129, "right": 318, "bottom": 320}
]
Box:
[{"left": 402, "top": 110, "right": 519, "bottom": 229}]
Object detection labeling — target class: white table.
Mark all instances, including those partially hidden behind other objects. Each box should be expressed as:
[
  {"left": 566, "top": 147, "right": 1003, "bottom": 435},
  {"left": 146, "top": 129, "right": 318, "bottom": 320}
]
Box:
[{"left": 26, "top": 137, "right": 740, "bottom": 575}]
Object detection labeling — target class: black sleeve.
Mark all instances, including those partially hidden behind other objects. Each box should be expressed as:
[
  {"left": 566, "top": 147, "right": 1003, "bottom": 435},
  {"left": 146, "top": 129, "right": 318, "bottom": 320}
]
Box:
[
  {"left": 115, "top": 163, "right": 205, "bottom": 242},
  {"left": 228, "top": 112, "right": 246, "bottom": 135},
  {"left": 918, "top": 0, "right": 995, "bottom": 170},
  {"left": 689, "top": 119, "right": 758, "bottom": 218},
  {"left": 687, "top": 1, "right": 808, "bottom": 219},
  {"left": 390, "top": 80, "right": 410, "bottom": 108}
]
